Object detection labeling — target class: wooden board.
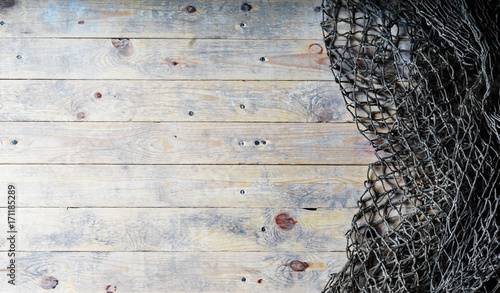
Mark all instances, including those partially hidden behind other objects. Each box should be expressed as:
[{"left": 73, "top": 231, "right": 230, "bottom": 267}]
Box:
[
  {"left": 0, "top": 0, "right": 324, "bottom": 40},
  {"left": 0, "top": 1, "right": 365, "bottom": 291},
  {"left": 0, "top": 165, "right": 364, "bottom": 208},
  {"left": 0, "top": 207, "right": 352, "bottom": 252},
  {"left": 0, "top": 122, "right": 372, "bottom": 164},
  {"left": 0, "top": 39, "right": 332, "bottom": 80},
  {"left": 0, "top": 251, "right": 346, "bottom": 292},
  {"left": 0, "top": 80, "right": 349, "bottom": 122}
]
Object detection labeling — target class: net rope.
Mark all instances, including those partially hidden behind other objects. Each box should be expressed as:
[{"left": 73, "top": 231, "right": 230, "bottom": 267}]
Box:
[{"left": 321, "top": 0, "right": 500, "bottom": 292}]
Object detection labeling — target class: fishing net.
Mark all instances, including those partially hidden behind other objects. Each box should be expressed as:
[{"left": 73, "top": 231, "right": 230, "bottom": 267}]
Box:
[{"left": 321, "top": 0, "right": 500, "bottom": 292}]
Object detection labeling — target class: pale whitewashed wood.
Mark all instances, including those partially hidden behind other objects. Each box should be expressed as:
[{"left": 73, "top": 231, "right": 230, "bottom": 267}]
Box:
[
  {"left": 0, "top": 39, "right": 332, "bottom": 80},
  {"left": 0, "top": 251, "right": 346, "bottom": 292},
  {"left": 0, "top": 165, "right": 364, "bottom": 208},
  {"left": 0, "top": 1, "right": 362, "bottom": 292},
  {"left": 0, "top": 207, "right": 353, "bottom": 252},
  {"left": 0, "top": 80, "right": 350, "bottom": 122},
  {"left": 0, "top": 0, "right": 324, "bottom": 40},
  {"left": 0, "top": 122, "right": 373, "bottom": 164}
]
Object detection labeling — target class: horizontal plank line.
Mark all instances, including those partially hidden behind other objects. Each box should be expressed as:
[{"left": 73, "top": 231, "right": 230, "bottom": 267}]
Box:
[
  {"left": 0, "top": 78, "right": 334, "bottom": 81},
  {"left": 0, "top": 37, "right": 325, "bottom": 41},
  {"left": 0, "top": 163, "right": 369, "bottom": 166},
  {"left": 0, "top": 207, "right": 349, "bottom": 209},
  {"left": 0, "top": 249, "right": 347, "bottom": 253},
  {"left": 0, "top": 121, "right": 353, "bottom": 124}
]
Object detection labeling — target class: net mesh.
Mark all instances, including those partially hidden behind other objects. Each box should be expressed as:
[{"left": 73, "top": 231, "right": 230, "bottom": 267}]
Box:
[{"left": 321, "top": 0, "right": 500, "bottom": 292}]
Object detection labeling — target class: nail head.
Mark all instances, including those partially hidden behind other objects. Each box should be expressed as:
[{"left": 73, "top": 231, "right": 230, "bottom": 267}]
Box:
[
  {"left": 0, "top": 21, "right": 5, "bottom": 25},
  {"left": 188, "top": 111, "right": 194, "bottom": 116},
  {"left": 11, "top": 140, "right": 18, "bottom": 145},
  {"left": 261, "top": 227, "right": 266, "bottom": 232},
  {"left": 240, "top": 190, "right": 245, "bottom": 194},
  {"left": 240, "top": 104, "right": 245, "bottom": 109},
  {"left": 239, "top": 141, "right": 244, "bottom": 146},
  {"left": 16, "top": 55, "right": 22, "bottom": 59}
]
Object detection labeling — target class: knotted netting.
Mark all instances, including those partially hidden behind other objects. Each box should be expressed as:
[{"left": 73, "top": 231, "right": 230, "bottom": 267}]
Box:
[{"left": 321, "top": 0, "right": 500, "bottom": 292}]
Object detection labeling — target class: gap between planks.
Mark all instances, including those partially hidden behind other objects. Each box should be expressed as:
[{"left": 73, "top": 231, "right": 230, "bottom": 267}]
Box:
[{"left": 0, "top": 251, "right": 346, "bottom": 292}]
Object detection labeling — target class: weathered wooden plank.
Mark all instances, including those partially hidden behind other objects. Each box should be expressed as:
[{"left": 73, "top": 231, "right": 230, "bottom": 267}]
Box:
[
  {"left": 0, "top": 80, "right": 349, "bottom": 122},
  {"left": 0, "top": 165, "right": 364, "bottom": 208},
  {"left": 0, "top": 207, "right": 352, "bottom": 252},
  {"left": 0, "top": 122, "right": 372, "bottom": 164},
  {"left": 0, "top": 251, "right": 345, "bottom": 292},
  {"left": 0, "top": 0, "right": 324, "bottom": 40},
  {"left": 0, "top": 0, "right": 325, "bottom": 40},
  {"left": 0, "top": 38, "right": 332, "bottom": 80}
]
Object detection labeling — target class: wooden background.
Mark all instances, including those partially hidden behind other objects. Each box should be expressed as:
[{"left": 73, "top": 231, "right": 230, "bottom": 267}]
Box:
[{"left": 0, "top": 0, "right": 372, "bottom": 292}]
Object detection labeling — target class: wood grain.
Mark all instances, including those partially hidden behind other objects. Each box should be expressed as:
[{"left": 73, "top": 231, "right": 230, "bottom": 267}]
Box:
[
  {"left": 0, "top": 80, "right": 349, "bottom": 122},
  {"left": 0, "top": 38, "right": 332, "bottom": 80},
  {"left": 0, "top": 0, "right": 324, "bottom": 40},
  {"left": 0, "top": 165, "right": 364, "bottom": 208},
  {"left": 0, "top": 122, "right": 373, "bottom": 164},
  {"left": 0, "top": 207, "right": 352, "bottom": 252},
  {"left": 0, "top": 1, "right": 361, "bottom": 292},
  {"left": 0, "top": 251, "right": 346, "bottom": 292}
]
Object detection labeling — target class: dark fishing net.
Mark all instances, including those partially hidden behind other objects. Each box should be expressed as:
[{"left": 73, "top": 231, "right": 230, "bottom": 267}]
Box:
[{"left": 321, "top": 0, "right": 500, "bottom": 292}]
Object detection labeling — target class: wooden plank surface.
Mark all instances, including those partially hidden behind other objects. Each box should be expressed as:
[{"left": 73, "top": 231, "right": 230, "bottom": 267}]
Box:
[
  {"left": 0, "top": 165, "right": 364, "bottom": 208},
  {"left": 0, "top": 38, "right": 332, "bottom": 80},
  {"left": 0, "top": 252, "right": 345, "bottom": 292},
  {"left": 0, "top": 1, "right": 364, "bottom": 292},
  {"left": 0, "top": 207, "right": 352, "bottom": 252},
  {"left": 0, "top": 0, "right": 324, "bottom": 40},
  {"left": 0, "top": 80, "right": 349, "bottom": 122},
  {"left": 0, "top": 122, "right": 372, "bottom": 164}
]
